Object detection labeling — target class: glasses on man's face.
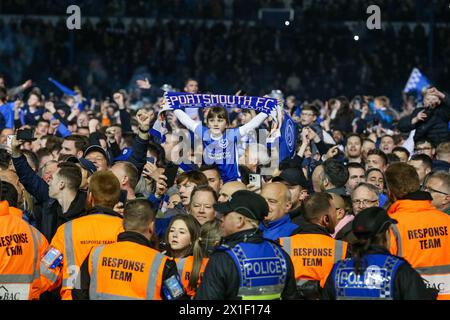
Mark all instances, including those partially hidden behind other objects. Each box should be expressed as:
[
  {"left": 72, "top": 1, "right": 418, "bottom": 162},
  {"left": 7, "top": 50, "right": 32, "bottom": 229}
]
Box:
[
  {"left": 301, "top": 113, "right": 315, "bottom": 117},
  {"left": 422, "top": 185, "right": 449, "bottom": 196},
  {"left": 352, "top": 199, "right": 378, "bottom": 206}
]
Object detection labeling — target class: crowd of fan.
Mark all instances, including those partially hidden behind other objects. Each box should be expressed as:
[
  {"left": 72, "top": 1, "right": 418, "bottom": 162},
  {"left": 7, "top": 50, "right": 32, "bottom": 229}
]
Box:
[{"left": 0, "top": 70, "right": 449, "bottom": 299}]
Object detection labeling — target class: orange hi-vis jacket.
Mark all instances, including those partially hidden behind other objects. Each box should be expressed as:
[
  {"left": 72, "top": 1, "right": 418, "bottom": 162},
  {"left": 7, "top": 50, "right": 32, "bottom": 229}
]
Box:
[
  {"left": 0, "top": 201, "right": 49, "bottom": 300},
  {"left": 88, "top": 240, "right": 168, "bottom": 300},
  {"left": 280, "top": 233, "right": 348, "bottom": 288},
  {"left": 41, "top": 210, "right": 124, "bottom": 300},
  {"left": 175, "top": 256, "right": 209, "bottom": 298},
  {"left": 388, "top": 198, "right": 450, "bottom": 300}
]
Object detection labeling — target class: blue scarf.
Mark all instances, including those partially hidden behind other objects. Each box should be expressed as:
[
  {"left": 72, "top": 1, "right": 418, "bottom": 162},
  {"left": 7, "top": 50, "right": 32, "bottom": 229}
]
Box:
[{"left": 164, "top": 92, "right": 281, "bottom": 116}]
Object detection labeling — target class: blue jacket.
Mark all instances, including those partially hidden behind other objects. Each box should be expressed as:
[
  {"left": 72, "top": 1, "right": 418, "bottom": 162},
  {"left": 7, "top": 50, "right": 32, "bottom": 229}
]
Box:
[
  {"left": 260, "top": 215, "right": 299, "bottom": 241},
  {"left": 128, "top": 136, "right": 150, "bottom": 177},
  {"left": 379, "top": 193, "right": 388, "bottom": 207},
  {"left": 20, "top": 105, "right": 45, "bottom": 126}
]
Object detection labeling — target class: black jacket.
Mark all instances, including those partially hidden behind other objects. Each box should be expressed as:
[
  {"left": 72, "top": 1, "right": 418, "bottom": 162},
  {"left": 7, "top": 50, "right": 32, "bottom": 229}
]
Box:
[
  {"left": 335, "top": 218, "right": 358, "bottom": 245},
  {"left": 38, "top": 191, "right": 87, "bottom": 242},
  {"left": 195, "top": 228, "right": 298, "bottom": 300},
  {"left": 12, "top": 154, "right": 87, "bottom": 241},
  {"left": 321, "top": 246, "right": 438, "bottom": 300},
  {"left": 73, "top": 231, "right": 180, "bottom": 300},
  {"left": 398, "top": 93, "right": 450, "bottom": 146}
]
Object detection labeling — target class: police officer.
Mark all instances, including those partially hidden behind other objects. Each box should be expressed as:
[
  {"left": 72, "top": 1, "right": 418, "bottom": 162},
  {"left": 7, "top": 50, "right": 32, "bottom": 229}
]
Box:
[
  {"left": 74, "top": 199, "right": 182, "bottom": 300},
  {"left": 195, "top": 190, "right": 297, "bottom": 300},
  {"left": 322, "top": 207, "right": 436, "bottom": 300}
]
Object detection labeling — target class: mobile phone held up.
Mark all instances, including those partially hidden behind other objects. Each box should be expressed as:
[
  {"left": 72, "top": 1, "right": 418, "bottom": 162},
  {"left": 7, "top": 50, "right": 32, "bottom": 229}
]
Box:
[
  {"left": 164, "top": 162, "right": 179, "bottom": 189},
  {"left": 6, "top": 135, "right": 15, "bottom": 149},
  {"left": 249, "top": 174, "right": 262, "bottom": 189}
]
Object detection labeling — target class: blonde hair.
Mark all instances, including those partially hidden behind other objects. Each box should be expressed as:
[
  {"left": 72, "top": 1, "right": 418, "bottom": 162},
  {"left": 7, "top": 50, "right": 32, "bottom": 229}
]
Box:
[{"left": 189, "top": 219, "right": 222, "bottom": 291}]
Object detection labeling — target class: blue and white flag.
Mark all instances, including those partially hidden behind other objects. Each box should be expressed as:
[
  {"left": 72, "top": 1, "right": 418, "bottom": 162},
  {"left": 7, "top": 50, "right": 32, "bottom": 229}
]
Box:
[
  {"left": 266, "top": 111, "right": 297, "bottom": 163},
  {"left": 48, "top": 77, "right": 77, "bottom": 96},
  {"left": 48, "top": 77, "right": 86, "bottom": 111},
  {"left": 403, "top": 68, "right": 431, "bottom": 101},
  {"left": 279, "top": 112, "right": 298, "bottom": 162},
  {"left": 149, "top": 114, "right": 167, "bottom": 144}
]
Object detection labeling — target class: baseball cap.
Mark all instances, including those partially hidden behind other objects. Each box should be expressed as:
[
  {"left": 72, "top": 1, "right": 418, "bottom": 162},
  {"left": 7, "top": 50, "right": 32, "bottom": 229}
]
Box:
[
  {"left": 352, "top": 207, "right": 397, "bottom": 240},
  {"left": 84, "top": 145, "right": 110, "bottom": 164},
  {"left": 272, "top": 168, "right": 308, "bottom": 189},
  {"left": 66, "top": 156, "right": 97, "bottom": 175},
  {"left": 213, "top": 190, "right": 269, "bottom": 222}
]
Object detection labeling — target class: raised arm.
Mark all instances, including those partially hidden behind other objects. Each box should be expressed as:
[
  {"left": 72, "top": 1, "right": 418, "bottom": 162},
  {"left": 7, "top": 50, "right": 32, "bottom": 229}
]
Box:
[
  {"left": 11, "top": 137, "right": 50, "bottom": 204},
  {"left": 239, "top": 112, "right": 268, "bottom": 137},
  {"left": 174, "top": 109, "right": 200, "bottom": 132},
  {"left": 113, "top": 92, "right": 132, "bottom": 132},
  {"left": 128, "top": 109, "right": 152, "bottom": 176}
]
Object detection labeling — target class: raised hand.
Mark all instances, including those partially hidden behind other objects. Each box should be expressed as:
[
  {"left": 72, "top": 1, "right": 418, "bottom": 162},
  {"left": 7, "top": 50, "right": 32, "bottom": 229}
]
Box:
[
  {"left": 113, "top": 202, "right": 125, "bottom": 216},
  {"left": 49, "top": 119, "right": 60, "bottom": 132},
  {"left": 411, "top": 110, "right": 428, "bottom": 125},
  {"left": 113, "top": 92, "right": 125, "bottom": 109},
  {"left": 136, "top": 109, "right": 151, "bottom": 132},
  {"left": 136, "top": 78, "right": 151, "bottom": 90},
  {"left": 323, "top": 145, "right": 339, "bottom": 161},
  {"left": 155, "top": 174, "right": 168, "bottom": 197},
  {"left": 44, "top": 101, "right": 56, "bottom": 114},
  {"left": 10, "top": 136, "right": 23, "bottom": 157},
  {"left": 22, "top": 80, "right": 33, "bottom": 90},
  {"left": 89, "top": 118, "right": 100, "bottom": 133},
  {"left": 426, "top": 87, "right": 445, "bottom": 100},
  {"left": 301, "top": 128, "right": 310, "bottom": 144},
  {"left": 105, "top": 127, "right": 117, "bottom": 144}
]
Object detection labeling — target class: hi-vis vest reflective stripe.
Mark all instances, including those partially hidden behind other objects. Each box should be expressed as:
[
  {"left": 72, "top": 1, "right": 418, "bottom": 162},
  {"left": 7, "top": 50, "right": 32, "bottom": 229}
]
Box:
[
  {"left": 61, "top": 221, "right": 79, "bottom": 292},
  {"left": 280, "top": 234, "right": 347, "bottom": 288},
  {"left": 0, "top": 214, "right": 43, "bottom": 300},
  {"left": 331, "top": 254, "right": 404, "bottom": 300},
  {"left": 224, "top": 241, "right": 288, "bottom": 300},
  {"left": 388, "top": 201, "right": 450, "bottom": 300},
  {"left": 176, "top": 256, "right": 209, "bottom": 297},
  {"left": 88, "top": 242, "right": 167, "bottom": 300},
  {"left": 52, "top": 214, "right": 124, "bottom": 300}
]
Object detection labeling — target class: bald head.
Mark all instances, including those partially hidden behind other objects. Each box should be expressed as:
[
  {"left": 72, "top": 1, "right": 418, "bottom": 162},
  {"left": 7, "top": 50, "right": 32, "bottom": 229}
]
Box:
[
  {"left": 218, "top": 181, "right": 247, "bottom": 202},
  {"left": 111, "top": 161, "right": 139, "bottom": 190},
  {"left": 330, "top": 193, "right": 346, "bottom": 222},
  {"left": 330, "top": 193, "right": 345, "bottom": 210},
  {"left": 261, "top": 182, "right": 292, "bottom": 222}
]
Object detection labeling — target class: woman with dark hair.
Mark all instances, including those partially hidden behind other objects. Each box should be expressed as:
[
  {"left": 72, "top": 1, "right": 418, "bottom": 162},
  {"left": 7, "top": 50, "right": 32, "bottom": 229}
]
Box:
[
  {"left": 330, "top": 96, "right": 354, "bottom": 135},
  {"left": 179, "top": 219, "right": 222, "bottom": 298},
  {"left": 164, "top": 214, "right": 201, "bottom": 259},
  {"left": 322, "top": 207, "right": 436, "bottom": 300}
]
